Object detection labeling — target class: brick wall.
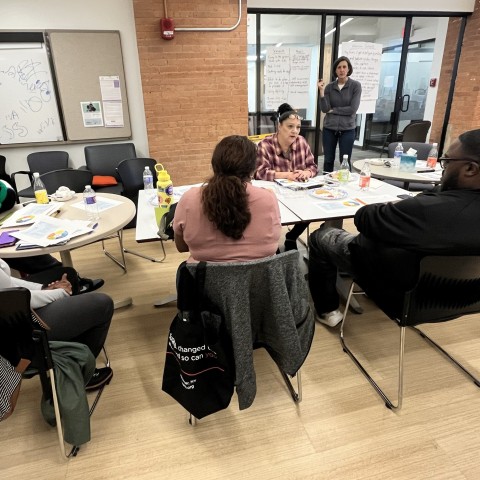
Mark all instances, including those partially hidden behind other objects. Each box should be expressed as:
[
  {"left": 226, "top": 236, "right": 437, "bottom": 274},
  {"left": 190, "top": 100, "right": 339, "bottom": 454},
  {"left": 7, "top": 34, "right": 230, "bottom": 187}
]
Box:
[
  {"left": 434, "top": 1, "right": 480, "bottom": 147},
  {"left": 133, "top": 0, "right": 248, "bottom": 185}
]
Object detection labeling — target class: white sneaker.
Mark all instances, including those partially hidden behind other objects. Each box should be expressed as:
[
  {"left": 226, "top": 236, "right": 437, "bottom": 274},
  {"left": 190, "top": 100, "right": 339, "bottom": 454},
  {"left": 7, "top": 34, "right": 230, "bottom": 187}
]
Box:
[{"left": 316, "top": 309, "right": 343, "bottom": 327}]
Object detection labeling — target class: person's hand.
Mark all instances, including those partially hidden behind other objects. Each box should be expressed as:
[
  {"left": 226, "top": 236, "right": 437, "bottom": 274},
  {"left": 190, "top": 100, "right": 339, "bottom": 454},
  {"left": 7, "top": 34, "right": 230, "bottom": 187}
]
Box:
[
  {"left": 293, "top": 169, "right": 312, "bottom": 182},
  {"left": 43, "top": 273, "right": 72, "bottom": 295},
  {"left": 317, "top": 79, "right": 325, "bottom": 96}
]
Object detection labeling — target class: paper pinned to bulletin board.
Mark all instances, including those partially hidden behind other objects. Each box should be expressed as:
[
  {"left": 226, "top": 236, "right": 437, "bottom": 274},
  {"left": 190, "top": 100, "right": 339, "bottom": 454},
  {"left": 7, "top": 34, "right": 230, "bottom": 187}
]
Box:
[{"left": 100, "top": 75, "right": 124, "bottom": 127}]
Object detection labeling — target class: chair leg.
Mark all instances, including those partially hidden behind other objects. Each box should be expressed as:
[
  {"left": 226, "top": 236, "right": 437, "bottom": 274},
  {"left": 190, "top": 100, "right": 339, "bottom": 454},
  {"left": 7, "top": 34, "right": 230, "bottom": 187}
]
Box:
[
  {"left": 340, "top": 281, "right": 405, "bottom": 410},
  {"left": 101, "top": 229, "right": 127, "bottom": 272},
  {"left": 410, "top": 326, "right": 480, "bottom": 387},
  {"left": 188, "top": 413, "right": 197, "bottom": 426},
  {"left": 124, "top": 237, "right": 166, "bottom": 263},
  {"left": 88, "top": 346, "right": 112, "bottom": 417},
  {"left": 278, "top": 367, "right": 302, "bottom": 403},
  {"left": 48, "top": 368, "right": 68, "bottom": 458}
]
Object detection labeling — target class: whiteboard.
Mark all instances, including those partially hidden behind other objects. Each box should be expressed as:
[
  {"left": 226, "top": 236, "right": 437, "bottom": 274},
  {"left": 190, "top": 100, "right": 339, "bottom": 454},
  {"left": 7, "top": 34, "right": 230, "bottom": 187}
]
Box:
[{"left": 0, "top": 44, "right": 64, "bottom": 144}]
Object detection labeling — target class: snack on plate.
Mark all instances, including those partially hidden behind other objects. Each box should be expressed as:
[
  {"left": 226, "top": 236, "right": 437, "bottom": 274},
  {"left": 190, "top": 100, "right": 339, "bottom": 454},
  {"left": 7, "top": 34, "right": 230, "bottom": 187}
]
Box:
[{"left": 309, "top": 187, "right": 348, "bottom": 200}]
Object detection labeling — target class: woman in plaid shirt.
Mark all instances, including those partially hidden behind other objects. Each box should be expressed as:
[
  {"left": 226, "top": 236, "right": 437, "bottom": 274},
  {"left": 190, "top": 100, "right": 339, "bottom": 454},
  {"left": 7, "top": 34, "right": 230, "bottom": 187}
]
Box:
[{"left": 255, "top": 103, "right": 317, "bottom": 251}]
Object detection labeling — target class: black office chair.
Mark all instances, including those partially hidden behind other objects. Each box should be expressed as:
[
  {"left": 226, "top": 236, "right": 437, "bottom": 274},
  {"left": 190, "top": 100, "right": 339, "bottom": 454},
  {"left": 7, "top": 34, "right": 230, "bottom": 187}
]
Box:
[
  {"left": 0, "top": 155, "right": 10, "bottom": 183},
  {"left": 183, "top": 251, "right": 314, "bottom": 424},
  {"left": 83, "top": 143, "right": 136, "bottom": 195},
  {"left": 10, "top": 151, "right": 70, "bottom": 202},
  {"left": 0, "top": 287, "right": 110, "bottom": 457},
  {"left": 116, "top": 157, "right": 157, "bottom": 208},
  {"left": 340, "top": 255, "right": 480, "bottom": 411},
  {"left": 380, "top": 120, "right": 431, "bottom": 157},
  {"left": 116, "top": 157, "right": 167, "bottom": 262},
  {"left": 40, "top": 169, "right": 93, "bottom": 194}
]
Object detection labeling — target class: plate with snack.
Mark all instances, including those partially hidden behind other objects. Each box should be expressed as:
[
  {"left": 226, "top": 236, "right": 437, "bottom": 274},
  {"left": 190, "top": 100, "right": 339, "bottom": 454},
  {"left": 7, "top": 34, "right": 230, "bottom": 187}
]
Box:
[
  {"left": 324, "top": 171, "right": 359, "bottom": 183},
  {"left": 309, "top": 187, "right": 349, "bottom": 200}
]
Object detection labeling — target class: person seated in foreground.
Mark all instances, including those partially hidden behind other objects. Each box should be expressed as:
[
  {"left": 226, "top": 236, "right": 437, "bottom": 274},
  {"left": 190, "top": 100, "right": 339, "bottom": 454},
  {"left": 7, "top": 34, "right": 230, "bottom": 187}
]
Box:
[
  {"left": 255, "top": 103, "right": 318, "bottom": 251},
  {"left": 0, "top": 354, "right": 30, "bottom": 422},
  {"left": 173, "top": 135, "right": 282, "bottom": 262},
  {"left": 0, "top": 258, "right": 114, "bottom": 390},
  {"left": 0, "top": 179, "right": 103, "bottom": 294},
  {"left": 308, "top": 128, "right": 480, "bottom": 327}
]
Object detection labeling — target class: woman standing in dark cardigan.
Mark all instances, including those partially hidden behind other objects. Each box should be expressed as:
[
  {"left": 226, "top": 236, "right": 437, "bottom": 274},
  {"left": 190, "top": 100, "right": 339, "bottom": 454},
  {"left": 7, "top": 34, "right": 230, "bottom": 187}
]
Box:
[{"left": 318, "top": 56, "right": 362, "bottom": 173}]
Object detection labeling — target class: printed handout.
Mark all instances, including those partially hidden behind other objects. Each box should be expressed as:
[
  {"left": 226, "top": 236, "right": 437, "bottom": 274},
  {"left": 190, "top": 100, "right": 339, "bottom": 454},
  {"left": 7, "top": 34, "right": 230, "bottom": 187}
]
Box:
[{"left": 1, "top": 202, "right": 61, "bottom": 228}]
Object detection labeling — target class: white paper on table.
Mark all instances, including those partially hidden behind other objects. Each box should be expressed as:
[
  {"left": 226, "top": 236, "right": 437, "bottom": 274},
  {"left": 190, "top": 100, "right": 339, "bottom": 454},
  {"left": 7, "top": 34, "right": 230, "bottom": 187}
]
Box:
[
  {"left": 71, "top": 196, "right": 123, "bottom": 213},
  {"left": 275, "top": 176, "right": 326, "bottom": 190},
  {"left": 1, "top": 202, "right": 62, "bottom": 228},
  {"left": 368, "top": 178, "right": 385, "bottom": 189},
  {"left": 354, "top": 194, "right": 399, "bottom": 205},
  {"left": 415, "top": 171, "right": 442, "bottom": 181},
  {"left": 10, "top": 216, "right": 93, "bottom": 247}
]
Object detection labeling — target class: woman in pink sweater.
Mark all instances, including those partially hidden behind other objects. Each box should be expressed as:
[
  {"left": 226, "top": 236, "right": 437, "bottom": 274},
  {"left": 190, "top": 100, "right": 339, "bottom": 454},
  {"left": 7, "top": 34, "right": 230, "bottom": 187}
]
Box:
[{"left": 173, "top": 135, "right": 281, "bottom": 262}]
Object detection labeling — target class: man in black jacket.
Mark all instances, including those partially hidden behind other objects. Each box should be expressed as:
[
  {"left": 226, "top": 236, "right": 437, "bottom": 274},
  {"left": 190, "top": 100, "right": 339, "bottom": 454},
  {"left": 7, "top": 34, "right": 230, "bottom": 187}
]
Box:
[{"left": 309, "top": 128, "right": 480, "bottom": 327}]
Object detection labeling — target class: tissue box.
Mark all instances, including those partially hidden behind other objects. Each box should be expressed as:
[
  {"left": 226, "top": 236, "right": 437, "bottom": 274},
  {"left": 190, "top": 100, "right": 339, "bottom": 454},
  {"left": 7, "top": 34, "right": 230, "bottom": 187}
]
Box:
[{"left": 399, "top": 154, "right": 416, "bottom": 172}]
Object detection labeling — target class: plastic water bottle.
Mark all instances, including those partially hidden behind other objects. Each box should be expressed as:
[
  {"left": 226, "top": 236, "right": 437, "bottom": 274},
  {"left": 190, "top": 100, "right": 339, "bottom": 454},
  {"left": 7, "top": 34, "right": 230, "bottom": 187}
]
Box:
[
  {"left": 33, "top": 172, "right": 49, "bottom": 204},
  {"left": 359, "top": 161, "right": 371, "bottom": 191},
  {"left": 392, "top": 142, "right": 403, "bottom": 169},
  {"left": 426, "top": 142, "right": 438, "bottom": 168},
  {"left": 83, "top": 185, "right": 99, "bottom": 221},
  {"left": 338, "top": 155, "right": 350, "bottom": 184},
  {"left": 143, "top": 166, "right": 154, "bottom": 192}
]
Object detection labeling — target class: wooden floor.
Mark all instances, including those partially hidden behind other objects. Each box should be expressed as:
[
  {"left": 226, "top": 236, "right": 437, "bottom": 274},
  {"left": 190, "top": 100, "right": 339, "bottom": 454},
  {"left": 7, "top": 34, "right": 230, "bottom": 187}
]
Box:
[{"left": 1, "top": 221, "right": 479, "bottom": 479}]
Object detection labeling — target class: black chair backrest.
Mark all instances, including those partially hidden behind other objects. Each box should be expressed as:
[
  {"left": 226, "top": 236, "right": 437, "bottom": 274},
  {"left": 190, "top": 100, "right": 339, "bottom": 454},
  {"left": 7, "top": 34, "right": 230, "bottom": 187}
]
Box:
[
  {"left": 0, "top": 287, "right": 34, "bottom": 368},
  {"left": 401, "top": 120, "right": 431, "bottom": 143},
  {"left": 388, "top": 142, "right": 433, "bottom": 160},
  {"left": 40, "top": 169, "right": 94, "bottom": 193},
  {"left": 403, "top": 256, "right": 480, "bottom": 327},
  {"left": 84, "top": 143, "right": 136, "bottom": 180},
  {"left": 116, "top": 158, "right": 157, "bottom": 198},
  {"left": 26, "top": 151, "right": 69, "bottom": 175},
  {"left": 0, "top": 155, "right": 10, "bottom": 183}
]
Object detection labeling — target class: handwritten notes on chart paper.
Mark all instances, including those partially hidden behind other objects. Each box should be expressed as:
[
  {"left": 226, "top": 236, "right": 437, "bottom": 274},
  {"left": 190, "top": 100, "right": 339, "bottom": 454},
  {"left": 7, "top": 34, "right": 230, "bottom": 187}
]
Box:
[
  {"left": 0, "top": 44, "right": 63, "bottom": 144},
  {"left": 264, "top": 47, "right": 312, "bottom": 110},
  {"left": 340, "top": 42, "right": 382, "bottom": 114}
]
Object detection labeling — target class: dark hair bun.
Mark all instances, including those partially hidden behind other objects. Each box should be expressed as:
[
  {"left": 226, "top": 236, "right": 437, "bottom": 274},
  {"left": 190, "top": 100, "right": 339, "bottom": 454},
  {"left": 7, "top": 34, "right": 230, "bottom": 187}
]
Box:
[{"left": 277, "top": 103, "right": 294, "bottom": 116}]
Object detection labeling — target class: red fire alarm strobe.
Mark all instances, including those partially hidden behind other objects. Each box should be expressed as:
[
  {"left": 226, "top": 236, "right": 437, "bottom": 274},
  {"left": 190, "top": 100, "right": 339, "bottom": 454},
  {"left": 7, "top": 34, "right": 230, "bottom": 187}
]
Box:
[{"left": 161, "top": 18, "right": 175, "bottom": 40}]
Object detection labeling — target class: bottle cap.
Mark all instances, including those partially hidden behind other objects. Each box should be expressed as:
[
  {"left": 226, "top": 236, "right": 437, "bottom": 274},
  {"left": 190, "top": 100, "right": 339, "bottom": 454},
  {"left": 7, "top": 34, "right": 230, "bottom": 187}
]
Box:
[
  {"left": 157, "top": 170, "right": 171, "bottom": 182},
  {"left": 85, "top": 185, "right": 91, "bottom": 189},
  {"left": 433, "top": 142, "right": 438, "bottom": 146},
  {"left": 33, "top": 172, "right": 40, "bottom": 177}
]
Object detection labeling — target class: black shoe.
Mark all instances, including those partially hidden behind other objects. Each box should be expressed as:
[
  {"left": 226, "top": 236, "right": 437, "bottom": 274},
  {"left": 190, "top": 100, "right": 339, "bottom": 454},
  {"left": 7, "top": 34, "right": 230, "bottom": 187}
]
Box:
[
  {"left": 284, "top": 239, "right": 298, "bottom": 251},
  {"left": 79, "top": 278, "right": 104, "bottom": 294},
  {"left": 86, "top": 367, "right": 113, "bottom": 391}
]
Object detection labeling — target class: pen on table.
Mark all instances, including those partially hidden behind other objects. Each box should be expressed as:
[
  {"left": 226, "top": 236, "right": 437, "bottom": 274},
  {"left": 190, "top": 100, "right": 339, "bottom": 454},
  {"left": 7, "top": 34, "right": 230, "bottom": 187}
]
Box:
[
  {"left": 50, "top": 209, "right": 61, "bottom": 217},
  {"left": 87, "top": 223, "right": 98, "bottom": 234},
  {"left": 416, "top": 169, "right": 435, "bottom": 173},
  {"left": 354, "top": 198, "right": 367, "bottom": 205}
]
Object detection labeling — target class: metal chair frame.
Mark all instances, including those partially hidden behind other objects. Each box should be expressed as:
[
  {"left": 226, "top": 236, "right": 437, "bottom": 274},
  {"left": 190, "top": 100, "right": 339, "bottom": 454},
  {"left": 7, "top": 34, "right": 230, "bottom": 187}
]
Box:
[
  {"left": 0, "top": 287, "right": 110, "bottom": 458},
  {"left": 340, "top": 255, "right": 480, "bottom": 411}
]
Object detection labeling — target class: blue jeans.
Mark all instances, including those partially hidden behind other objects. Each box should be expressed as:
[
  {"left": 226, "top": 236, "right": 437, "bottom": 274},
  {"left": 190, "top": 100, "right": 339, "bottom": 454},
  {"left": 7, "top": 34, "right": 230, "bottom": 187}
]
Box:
[
  {"left": 308, "top": 225, "right": 356, "bottom": 314},
  {"left": 322, "top": 127, "right": 356, "bottom": 173}
]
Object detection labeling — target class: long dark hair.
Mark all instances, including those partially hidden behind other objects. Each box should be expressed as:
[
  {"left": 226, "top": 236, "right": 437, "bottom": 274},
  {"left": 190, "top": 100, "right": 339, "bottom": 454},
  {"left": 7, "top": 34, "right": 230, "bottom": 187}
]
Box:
[{"left": 202, "top": 135, "right": 256, "bottom": 239}]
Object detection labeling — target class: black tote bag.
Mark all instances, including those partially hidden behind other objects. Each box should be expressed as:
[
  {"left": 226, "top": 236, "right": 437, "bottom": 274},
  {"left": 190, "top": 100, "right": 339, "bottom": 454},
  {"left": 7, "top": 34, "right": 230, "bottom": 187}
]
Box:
[{"left": 162, "top": 262, "right": 234, "bottom": 419}]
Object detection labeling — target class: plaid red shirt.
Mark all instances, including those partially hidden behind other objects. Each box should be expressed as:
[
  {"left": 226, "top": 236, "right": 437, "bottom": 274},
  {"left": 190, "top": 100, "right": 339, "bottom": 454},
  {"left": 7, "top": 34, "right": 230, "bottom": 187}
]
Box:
[{"left": 255, "top": 134, "right": 317, "bottom": 182}]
